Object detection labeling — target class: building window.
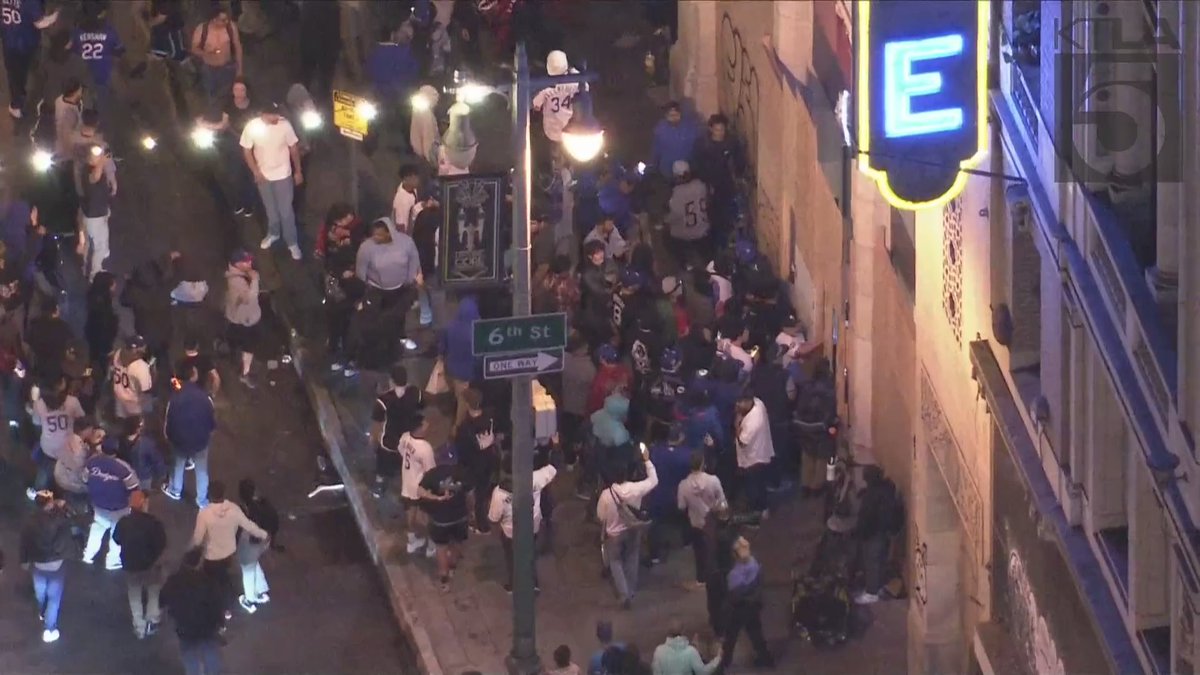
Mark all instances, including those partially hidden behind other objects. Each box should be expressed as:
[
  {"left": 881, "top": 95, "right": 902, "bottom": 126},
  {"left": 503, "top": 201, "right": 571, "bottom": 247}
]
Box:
[{"left": 943, "top": 197, "right": 964, "bottom": 344}]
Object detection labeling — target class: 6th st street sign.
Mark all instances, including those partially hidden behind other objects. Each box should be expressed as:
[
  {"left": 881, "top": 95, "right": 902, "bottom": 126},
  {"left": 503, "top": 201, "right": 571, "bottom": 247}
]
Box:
[
  {"left": 483, "top": 349, "right": 564, "bottom": 380},
  {"left": 472, "top": 313, "right": 567, "bottom": 356}
]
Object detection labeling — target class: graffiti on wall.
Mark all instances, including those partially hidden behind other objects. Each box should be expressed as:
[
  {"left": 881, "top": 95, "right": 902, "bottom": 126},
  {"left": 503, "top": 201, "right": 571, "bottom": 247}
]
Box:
[
  {"left": 719, "top": 12, "right": 761, "bottom": 188},
  {"left": 1007, "top": 546, "right": 1067, "bottom": 675}
]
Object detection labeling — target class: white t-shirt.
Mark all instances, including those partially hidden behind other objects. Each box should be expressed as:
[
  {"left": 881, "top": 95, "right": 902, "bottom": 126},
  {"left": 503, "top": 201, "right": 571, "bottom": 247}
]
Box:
[
  {"left": 775, "top": 331, "right": 807, "bottom": 361},
  {"left": 239, "top": 117, "right": 299, "bottom": 181},
  {"left": 33, "top": 395, "right": 85, "bottom": 460},
  {"left": 736, "top": 398, "right": 775, "bottom": 468},
  {"left": 487, "top": 465, "right": 557, "bottom": 538},
  {"left": 399, "top": 432, "right": 436, "bottom": 500},
  {"left": 392, "top": 185, "right": 417, "bottom": 236},
  {"left": 112, "top": 354, "right": 153, "bottom": 417},
  {"left": 710, "top": 274, "right": 733, "bottom": 314},
  {"left": 532, "top": 82, "right": 578, "bottom": 142}
]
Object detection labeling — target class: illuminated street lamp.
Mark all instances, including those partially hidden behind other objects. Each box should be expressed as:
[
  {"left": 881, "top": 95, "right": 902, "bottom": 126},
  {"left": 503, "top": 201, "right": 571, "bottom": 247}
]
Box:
[
  {"left": 410, "top": 91, "right": 433, "bottom": 112},
  {"left": 300, "top": 109, "right": 323, "bottom": 131},
  {"left": 191, "top": 126, "right": 216, "bottom": 149},
  {"left": 355, "top": 99, "right": 378, "bottom": 122},
  {"left": 141, "top": 135, "right": 158, "bottom": 151},
  {"left": 560, "top": 88, "right": 604, "bottom": 162},
  {"left": 457, "top": 81, "right": 491, "bottom": 106},
  {"left": 30, "top": 149, "right": 53, "bottom": 172}
]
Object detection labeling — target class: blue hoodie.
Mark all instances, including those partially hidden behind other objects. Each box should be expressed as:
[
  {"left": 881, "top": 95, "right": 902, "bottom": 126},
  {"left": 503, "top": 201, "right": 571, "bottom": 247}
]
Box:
[
  {"left": 598, "top": 180, "right": 634, "bottom": 234},
  {"left": 164, "top": 382, "right": 216, "bottom": 457},
  {"left": 647, "top": 442, "right": 693, "bottom": 517},
  {"left": 652, "top": 117, "right": 700, "bottom": 177},
  {"left": 441, "top": 296, "right": 481, "bottom": 382},
  {"left": 590, "top": 394, "right": 630, "bottom": 447},
  {"left": 683, "top": 403, "right": 725, "bottom": 450},
  {"left": 367, "top": 40, "right": 419, "bottom": 102}
]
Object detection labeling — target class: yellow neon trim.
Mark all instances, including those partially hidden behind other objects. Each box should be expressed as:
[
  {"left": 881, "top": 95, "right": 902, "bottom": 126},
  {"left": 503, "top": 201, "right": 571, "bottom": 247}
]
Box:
[{"left": 857, "top": 0, "right": 990, "bottom": 211}]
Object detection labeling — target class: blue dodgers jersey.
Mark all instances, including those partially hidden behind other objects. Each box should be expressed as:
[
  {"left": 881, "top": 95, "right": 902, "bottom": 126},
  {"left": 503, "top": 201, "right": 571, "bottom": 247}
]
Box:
[
  {"left": 85, "top": 454, "right": 137, "bottom": 511},
  {"left": 72, "top": 22, "right": 123, "bottom": 86},
  {"left": 0, "top": 0, "right": 43, "bottom": 53}
]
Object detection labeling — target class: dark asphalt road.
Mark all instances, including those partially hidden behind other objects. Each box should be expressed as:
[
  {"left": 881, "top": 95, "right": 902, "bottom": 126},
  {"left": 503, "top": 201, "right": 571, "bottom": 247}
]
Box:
[{"left": 0, "top": 3, "right": 411, "bottom": 673}]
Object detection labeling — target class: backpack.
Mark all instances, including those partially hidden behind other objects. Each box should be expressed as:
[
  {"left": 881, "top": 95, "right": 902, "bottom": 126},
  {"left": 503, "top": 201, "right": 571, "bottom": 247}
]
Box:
[{"left": 879, "top": 479, "right": 905, "bottom": 536}]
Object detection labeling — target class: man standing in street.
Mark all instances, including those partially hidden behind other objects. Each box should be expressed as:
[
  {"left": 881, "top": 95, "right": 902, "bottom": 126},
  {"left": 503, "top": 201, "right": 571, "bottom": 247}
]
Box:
[
  {"left": 161, "top": 548, "right": 226, "bottom": 675},
  {"left": 223, "top": 250, "right": 262, "bottom": 387},
  {"left": 164, "top": 361, "right": 217, "bottom": 506},
  {"left": 241, "top": 103, "right": 303, "bottom": 260},
  {"left": 190, "top": 481, "right": 268, "bottom": 618},
  {"left": 0, "top": 0, "right": 58, "bottom": 119},
  {"left": 19, "top": 491, "right": 73, "bottom": 643},
  {"left": 391, "top": 164, "right": 421, "bottom": 235},
  {"left": 399, "top": 415, "right": 437, "bottom": 558},
  {"left": 355, "top": 218, "right": 423, "bottom": 353},
  {"left": 112, "top": 490, "right": 167, "bottom": 639},
  {"left": 81, "top": 436, "right": 139, "bottom": 570},
  {"left": 489, "top": 449, "right": 557, "bottom": 593},
  {"left": 734, "top": 396, "right": 774, "bottom": 520},
  {"left": 369, "top": 364, "right": 424, "bottom": 498},
  {"left": 191, "top": 4, "right": 243, "bottom": 105},
  {"left": 595, "top": 444, "right": 659, "bottom": 609}
]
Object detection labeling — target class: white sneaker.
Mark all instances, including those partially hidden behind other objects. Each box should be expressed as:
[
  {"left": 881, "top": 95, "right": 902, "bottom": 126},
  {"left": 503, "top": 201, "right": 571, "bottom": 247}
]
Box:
[
  {"left": 25, "top": 487, "right": 36, "bottom": 501},
  {"left": 260, "top": 235, "right": 279, "bottom": 250},
  {"left": 255, "top": 592, "right": 271, "bottom": 604},
  {"left": 406, "top": 537, "right": 426, "bottom": 554},
  {"left": 288, "top": 244, "right": 302, "bottom": 260},
  {"left": 425, "top": 542, "right": 437, "bottom": 558},
  {"left": 854, "top": 591, "right": 879, "bottom": 605},
  {"left": 238, "top": 595, "right": 258, "bottom": 613},
  {"left": 330, "top": 362, "right": 344, "bottom": 371},
  {"left": 42, "top": 629, "right": 59, "bottom": 643},
  {"left": 9, "top": 106, "right": 22, "bottom": 119}
]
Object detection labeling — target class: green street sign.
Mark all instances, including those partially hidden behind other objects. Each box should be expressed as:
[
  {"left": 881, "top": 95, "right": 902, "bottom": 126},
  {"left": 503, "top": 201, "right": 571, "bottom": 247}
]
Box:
[{"left": 472, "top": 313, "right": 568, "bottom": 356}]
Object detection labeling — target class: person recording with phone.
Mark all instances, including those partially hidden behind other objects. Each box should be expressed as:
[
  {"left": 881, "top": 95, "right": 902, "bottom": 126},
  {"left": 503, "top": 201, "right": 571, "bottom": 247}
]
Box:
[{"left": 595, "top": 442, "right": 658, "bottom": 609}]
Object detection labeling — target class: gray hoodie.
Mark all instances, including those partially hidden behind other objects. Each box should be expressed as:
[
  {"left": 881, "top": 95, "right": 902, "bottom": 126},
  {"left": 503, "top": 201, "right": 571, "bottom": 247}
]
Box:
[
  {"left": 355, "top": 218, "right": 422, "bottom": 290},
  {"left": 224, "top": 265, "right": 262, "bottom": 327}
]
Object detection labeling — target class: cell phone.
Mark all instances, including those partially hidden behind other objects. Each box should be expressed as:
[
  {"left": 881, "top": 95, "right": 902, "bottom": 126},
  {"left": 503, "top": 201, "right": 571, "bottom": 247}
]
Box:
[
  {"left": 13, "top": 361, "right": 25, "bottom": 379},
  {"left": 749, "top": 346, "right": 760, "bottom": 359},
  {"left": 636, "top": 162, "right": 646, "bottom": 175}
]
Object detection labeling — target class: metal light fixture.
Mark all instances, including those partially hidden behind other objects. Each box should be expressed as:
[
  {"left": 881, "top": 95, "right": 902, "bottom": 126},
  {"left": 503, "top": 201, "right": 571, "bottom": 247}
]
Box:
[
  {"left": 30, "top": 149, "right": 53, "bottom": 172},
  {"left": 561, "top": 88, "right": 604, "bottom": 162},
  {"left": 191, "top": 126, "right": 216, "bottom": 149},
  {"left": 457, "top": 82, "right": 490, "bottom": 106}
]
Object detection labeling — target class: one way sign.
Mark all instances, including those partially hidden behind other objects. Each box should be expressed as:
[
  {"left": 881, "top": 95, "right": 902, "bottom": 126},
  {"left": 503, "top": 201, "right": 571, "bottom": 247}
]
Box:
[{"left": 482, "top": 349, "right": 565, "bottom": 380}]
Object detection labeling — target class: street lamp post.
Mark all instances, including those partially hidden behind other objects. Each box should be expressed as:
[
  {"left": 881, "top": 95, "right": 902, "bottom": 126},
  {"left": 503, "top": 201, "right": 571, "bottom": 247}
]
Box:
[{"left": 506, "top": 43, "right": 600, "bottom": 675}]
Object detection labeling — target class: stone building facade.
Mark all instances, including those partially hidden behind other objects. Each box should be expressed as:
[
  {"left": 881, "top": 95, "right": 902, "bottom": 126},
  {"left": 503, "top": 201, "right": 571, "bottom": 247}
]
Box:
[{"left": 673, "top": 1, "right": 1200, "bottom": 673}]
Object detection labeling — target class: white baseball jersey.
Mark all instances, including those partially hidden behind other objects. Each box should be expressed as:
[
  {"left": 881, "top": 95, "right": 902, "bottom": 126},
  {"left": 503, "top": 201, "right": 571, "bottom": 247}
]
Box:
[
  {"left": 532, "top": 82, "right": 579, "bottom": 142},
  {"left": 33, "top": 394, "right": 85, "bottom": 460},
  {"left": 399, "top": 432, "right": 436, "bottom": 500},
  {"left": 111, "top": 353, "right": 153, "bottom": 417}
]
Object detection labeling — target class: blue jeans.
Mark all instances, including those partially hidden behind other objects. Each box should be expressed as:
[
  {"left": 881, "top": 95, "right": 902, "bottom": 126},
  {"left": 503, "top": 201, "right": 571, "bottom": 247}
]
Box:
[
  {"left": 171, "top": 448, "right": 210, "bottom": 507},
  {"left": 417, "top": 286, "right": 433, "bottom": 326},
  {"left": 603, "top": 528, "right": 643, "bottom": 603},
  {"left": 180, "top": 637, "right": 223, "bottom": 675},
  {"left": 32, "top": 566, "right": 65, "bottom": 631},
  {"left": 200, "top": 62, "right": 236, "bottom": 105},
  {"left": 257, "top": 177, "right": 297, "bottom": 247}
]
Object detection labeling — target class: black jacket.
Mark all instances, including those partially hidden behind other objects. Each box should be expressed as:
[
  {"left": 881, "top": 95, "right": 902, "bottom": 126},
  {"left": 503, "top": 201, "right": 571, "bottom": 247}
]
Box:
[
  {"left": 750, "top": 363, "right": 791, "bottom": 423},
  {"left": 19, "top": 508, "right": 74, "bottom": 564},
  {"left": 161, "top": 567, "right": 225, "bottom": 641},
  {"left": 121, "top": 259, "right": 176, "bottom": 349},
  {"left": 112, "top": 510, "right": 167, "bottom": 573}
]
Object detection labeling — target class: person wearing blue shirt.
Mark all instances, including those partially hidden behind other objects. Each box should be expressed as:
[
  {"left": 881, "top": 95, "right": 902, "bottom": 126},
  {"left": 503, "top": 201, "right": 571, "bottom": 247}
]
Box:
[
  {"left": 69, "top": 4, "right": 124, "bottom": 98},
  {"left": 646, "top": 424, "right": 695, "bottom": 565},
  {"left": 82, "top": 435, "right": 139, "bottom": 570},
  {"left": 163, "top": 361, "right": 216, "bottom": 507},
  {"left": 0, "top": 0, "right": 57, "bottom": 118},
  {"left": 597, "top": 167, "right": 638, "bottom": 237},
  {"left": 651, "top": 101, "right": 700, "bottom": 179}
]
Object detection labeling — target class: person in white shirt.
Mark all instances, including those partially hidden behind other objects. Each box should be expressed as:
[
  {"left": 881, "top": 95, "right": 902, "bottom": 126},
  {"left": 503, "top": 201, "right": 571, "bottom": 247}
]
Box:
[
  {"left": 489, "top": 453, "right": 557, "bottom": 592},
  {"left": 532, "top": 50, "right": 579, "bottom": 144},
  {"left": 26, "top": 377, "right": 86, "bottom": 499},
  {"left": 595, "top": 447, "right": 659, "bottom": 608},
  {"left": 677, "top": 448, "right": 727, "bottom": 589},
  {"left": 111, "top": 335, "right": 154, "bottom": 420},
  {"left": 240, "top": 103, "right": 304, "bottom": 260},
  {"left": 717, "top": 324, "right": 754, "bottom": 375},
  {"left": 399, "top": 416, "right": 437, "bottom": 557},
  {"left": 391, "top": 164, "right": 421, "bottom": 236},
  {"left": 582, "top": 215, "right": 628, "bottom": 264},
  {"left": 735, "top": 396, "right": 775, "bottom": 519}
]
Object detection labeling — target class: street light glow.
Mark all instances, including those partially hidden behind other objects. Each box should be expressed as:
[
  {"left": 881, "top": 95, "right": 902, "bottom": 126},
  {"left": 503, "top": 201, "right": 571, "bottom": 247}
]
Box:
[
  {"left": 191, "top": 126, "right": 216, "bottom": 149},
  {"left": 411, "top": 93, "right": 432, "bottom": 112},
  {"left": 141, "top": 135, "right": 157, "bottom": 151},
  {"left": 562, "top": 127, "right": 604, "bottom": 162},
  {"left": 30, "top": 149, "right": 53, "bottom": 172},
  {"left": 300, "top": 109, "right": 323, "bottom": 130},
  {"left": 355, "top": 100, "right": 378, "bottom": 122},
  {"left": 458, "top": 82, "right": 490, "bottom": 105},
  {"left": 89, "top": 145, "right": 103, "bottom": 157}
]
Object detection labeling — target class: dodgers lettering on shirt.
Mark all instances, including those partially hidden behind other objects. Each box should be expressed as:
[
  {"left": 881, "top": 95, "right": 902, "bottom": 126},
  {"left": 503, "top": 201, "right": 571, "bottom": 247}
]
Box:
[
  {"left": 72, "top": 23, "right": 124, "bottom": 86},
  {"left": 0, "top": 0, "right": 43, "bottom": 53},
  {"left": 85, "top": 454, "right": 137, "bottom": 511}
]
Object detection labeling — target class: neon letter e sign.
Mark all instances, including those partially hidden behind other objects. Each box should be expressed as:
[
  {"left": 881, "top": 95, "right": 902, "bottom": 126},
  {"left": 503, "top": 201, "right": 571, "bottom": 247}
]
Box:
[{"left": 858, "top": 0, "right": 988, "bottom": 210}]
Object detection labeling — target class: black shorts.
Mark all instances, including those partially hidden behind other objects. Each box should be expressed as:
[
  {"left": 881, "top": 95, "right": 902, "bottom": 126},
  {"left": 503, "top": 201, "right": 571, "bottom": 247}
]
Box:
[
  {"left": 227, "top": 322, "right": 260, "bottom": 355},
  {"left": 401, "top": 497, "right": 422, "bottom": 509},
  {"left": 428, "top": 521, "right": 468, "bottom": 545},
  {"left": 375, "top": 447, "right": 401, "bottom": 477}
]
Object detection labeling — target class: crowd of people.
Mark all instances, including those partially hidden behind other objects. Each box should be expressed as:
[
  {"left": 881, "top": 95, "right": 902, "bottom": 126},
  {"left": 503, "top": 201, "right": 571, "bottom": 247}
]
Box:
[{"left": 0, "top": 0, "right": 910, "bottom": 673}]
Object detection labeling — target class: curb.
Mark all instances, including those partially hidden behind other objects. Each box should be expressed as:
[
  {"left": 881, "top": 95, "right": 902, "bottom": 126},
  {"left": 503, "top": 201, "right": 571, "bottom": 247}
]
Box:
[{"left": 280, "top": 318, "right": 445, "bottom": 675}]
